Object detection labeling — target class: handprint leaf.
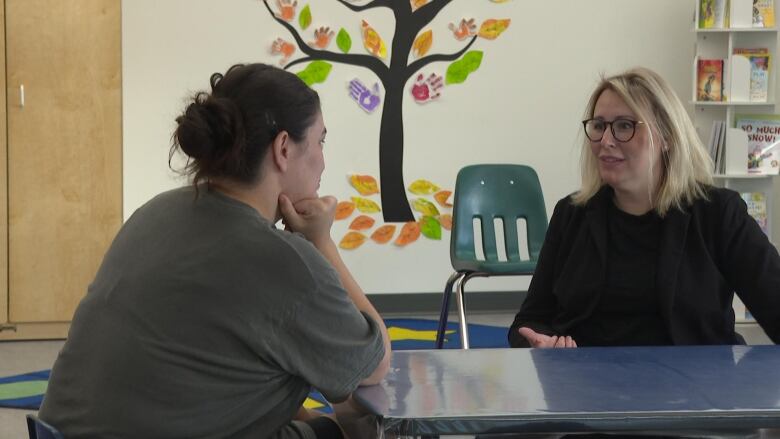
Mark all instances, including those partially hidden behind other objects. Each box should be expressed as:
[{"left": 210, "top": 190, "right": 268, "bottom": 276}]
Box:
[
  {"left": 297, "top": 61, "right": 332, "bottom": 86},
  {"left": 439, "top": 213, "right": 453, "bottom": 230},
  {"left": 413, "top": 198, "right": 440, "bottom": 216},
  {"left": 371, "top": 224, "right": 396, "bottom": 244},
  {"left": 412, "top": 29, "right": 433, "bottom": 58},
  {"left": 352, "top": 196, "right": 381, "bottom": 213},
  {"left": 299, "top": 4, "right": 312, "bottom": 30},
  {"left": 349, "top": 215, "right": 376, "bottom": 231},
  {"left": 445, "top": 51, "right": 483, "bottom": 85},
  {"left": 408, "top": 179, "right": 440, "bottom": 195},
  {"left": 419, "top": 216, "right": 442, "bottom": 240},
  {"left": 350, "top": 174, "right": 380, "bottom": 195},
  {"left": 335, "top": 201, "right": 355, "bottom": 220},
  {"left": 434, "top": 190, "right": 453, "bottom": 207},
  {"left": 336, "top": 28, "right": 352, "bottom": 53},
  {"left": 478, "top": 19, "right": 511, "bottom": 40},
  {"left": 339, "top": 231, "right": 367, "bottom": 249},
  {"left": 394, "top": 221, "right": 421, "bottom": 246}
]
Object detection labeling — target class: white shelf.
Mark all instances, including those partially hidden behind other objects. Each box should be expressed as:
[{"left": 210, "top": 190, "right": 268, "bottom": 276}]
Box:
[
  {"left": 713, "top": 173, "right": 775, "bottom": 179},
  {"left": 691, "top": 100, "right": 775, "bottom": 106},
  {"left": 694, "top": 27, "right": 778, "bottom": 33}
]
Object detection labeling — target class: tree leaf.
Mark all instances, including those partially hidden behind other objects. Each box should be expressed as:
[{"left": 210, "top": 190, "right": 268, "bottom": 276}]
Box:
[
  {"left": 478, "top": 19, "right": 511, "bottom": 40},
  {"left": 350, "top": 174, "right": 379, "bottom": 195},
  {"left": 349, "top": 215, "right": 376, "bottom": 231},
  {"left": 336, "top": 28, "right": 352, "bottom": 53},
  {"left": 412, "top": 29, "right": 433, "bottom": 58},
  {"left": 419, "top": 216, "right": 442, "bottom": 240},
  {"left": 434, "top": 190, "right": 453, "bottom": 207},
  {"left": 439, "top": 213, "right": 453, "bottom": 230},
  {"left": 445, "top": 51, "right": 483, "bottom": 85},
  {"left": 413, "top": 198, "right": 440, "bottom": 216},
  {"left": 371, "top": 224, "right": 396, "bottom": 244},
  {"left": 335, "top": 201, "right": 355, "bottom": 220},
  {"left": 408, "top": 179, "right": 441, "bottom": 195},
  {"left": 339, "top": 231, "right": 367, "bottom": 249},
  {"left": 299, "top": 4, "right": 312, "bottom": 30},
  {"left": 394, "top": 221, "right": 421, "bottom": 246},
  {"left": 297, "top": 61, "right": 332, "bottom": 86},
  {"left": 351, "top": 196, "right": 381, "bottom": 213}
]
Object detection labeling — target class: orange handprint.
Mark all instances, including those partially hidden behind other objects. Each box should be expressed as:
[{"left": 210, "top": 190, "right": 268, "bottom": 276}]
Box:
[
  {"left": 275, "top": 0, "right": 297, "bottom": 21},
  {"left": 310, "top": 26, "right": 334, "bottom": 49},
  {"left": 448, "top": 18, "right": 476, "bottom": 41},
  {"left": 271, "top": 38, "right": 296, "bottom": 66}
]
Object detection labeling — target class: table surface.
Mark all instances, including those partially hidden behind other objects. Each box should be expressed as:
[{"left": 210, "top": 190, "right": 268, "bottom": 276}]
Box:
[{"left": 353, "top": 346, "right": 780, "bottom": 435}]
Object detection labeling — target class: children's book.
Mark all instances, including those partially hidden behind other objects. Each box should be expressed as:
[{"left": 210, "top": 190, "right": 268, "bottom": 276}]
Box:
[
  {"left": 699, "top": 0, "right": 729, "bottom": 28},
  {"left": 697, "top": 59, "right": 725, "bottom": 101},
  {"left": 735, "top": 113, "right": 780, "bottom": 174},
  {"left": 753, "top": 0, "right": 776, "bottom": 27},
  {"left": 740, "top": 192, "right": 769, "bottom": 235},
  {"left": 733, "top": 48, "right": 771, "bottom": 102}
]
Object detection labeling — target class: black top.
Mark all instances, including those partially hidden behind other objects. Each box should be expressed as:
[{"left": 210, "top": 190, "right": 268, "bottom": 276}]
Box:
[
  {"left": 570, "top": 200, "right": 671, "bottom": 346},
  {"left": 509, "top": 185, "right": 780, "bottom": 348}
]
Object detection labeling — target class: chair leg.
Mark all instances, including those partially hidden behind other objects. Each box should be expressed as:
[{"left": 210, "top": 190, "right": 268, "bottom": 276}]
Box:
[
  {"left": 435, "top": 272, "right": 462, "bottom": 349},
  {"left": 456, "top": 274, "right": 472, "bottom": 349}
]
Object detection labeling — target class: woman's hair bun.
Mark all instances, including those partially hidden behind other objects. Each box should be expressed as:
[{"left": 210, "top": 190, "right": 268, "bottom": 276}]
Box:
[{"left": 174, "top": 92, "right": 244, "bottom": 161}]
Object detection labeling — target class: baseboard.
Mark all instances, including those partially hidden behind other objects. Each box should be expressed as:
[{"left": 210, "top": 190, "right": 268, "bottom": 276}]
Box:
[{"left": 368, "top": 291, "right": 528, "bottom": 315}]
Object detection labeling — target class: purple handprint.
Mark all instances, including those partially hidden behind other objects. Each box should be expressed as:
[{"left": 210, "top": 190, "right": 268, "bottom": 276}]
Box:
[{"left": 349, "top": 78, "right": 381, "bottom": 113}]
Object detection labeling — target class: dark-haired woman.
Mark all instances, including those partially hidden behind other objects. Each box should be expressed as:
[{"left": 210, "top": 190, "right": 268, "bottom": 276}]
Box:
[{"left": 39, "top": 63, "right": 390, "bottom": 439}]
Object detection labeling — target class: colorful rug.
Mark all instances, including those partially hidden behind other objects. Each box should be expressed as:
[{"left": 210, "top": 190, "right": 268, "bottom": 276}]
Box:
[{"left": 0, "top": 318, "right": 508, "bottom": 412}]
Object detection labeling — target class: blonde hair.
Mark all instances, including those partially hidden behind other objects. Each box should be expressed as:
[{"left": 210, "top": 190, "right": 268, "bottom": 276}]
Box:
[{"left": 572, "top": 67, "right": 713, "bottom": 216}]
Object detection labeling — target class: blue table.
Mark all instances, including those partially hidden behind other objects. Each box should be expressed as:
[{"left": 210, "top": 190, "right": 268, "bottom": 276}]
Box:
[{"left": 353, "top": 346, "right": 780, "bottom": 436}]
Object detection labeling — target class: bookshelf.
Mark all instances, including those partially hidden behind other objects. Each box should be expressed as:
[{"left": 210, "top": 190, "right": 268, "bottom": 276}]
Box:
[{"left": 692, "top": 0, "right": 778, "bottom": 323}]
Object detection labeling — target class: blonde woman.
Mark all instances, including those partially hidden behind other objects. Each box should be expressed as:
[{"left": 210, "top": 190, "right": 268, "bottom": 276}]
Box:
[{"left": 510, "top": 67, "right": 780, "bottom": 348}]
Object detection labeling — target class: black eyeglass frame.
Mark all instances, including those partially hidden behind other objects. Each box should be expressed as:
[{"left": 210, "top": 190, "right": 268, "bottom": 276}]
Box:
[{"left": 582, "top": 118, "right": 646, "bottom": 142}]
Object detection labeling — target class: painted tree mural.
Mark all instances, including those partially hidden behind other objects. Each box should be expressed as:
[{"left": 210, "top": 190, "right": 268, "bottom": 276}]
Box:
[{"left": 263, "top": 0, "right": 511, "bottom": 222}]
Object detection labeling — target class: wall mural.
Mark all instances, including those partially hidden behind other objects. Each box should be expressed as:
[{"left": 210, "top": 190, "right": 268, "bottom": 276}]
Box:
[{"left": 262, "top": 0, "right": 511, "bottom": 249}]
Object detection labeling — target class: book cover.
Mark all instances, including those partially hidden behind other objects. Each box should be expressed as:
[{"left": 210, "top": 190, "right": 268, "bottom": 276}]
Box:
[
  {"left": 753, "top": 0, "right": 776, "bottom": 27},
  {"left": 700, "top": 0, "right": 729, "bottom": 28},
  {"left": 740, "top": 191, "right": 769, "bottom": 235},
  {"left": 733, "top": 48, "right": 770, "bottom": 102},
  {"left": 735, "top": 114, "right": 780, "bottom": 174},
  {"left": 697, "top": 59, "right": 724, "bottom": 101}
]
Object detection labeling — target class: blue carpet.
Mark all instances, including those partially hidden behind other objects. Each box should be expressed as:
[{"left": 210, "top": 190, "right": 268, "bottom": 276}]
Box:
[{"left": 0, "top": 319, "right": 508, "bottom": 411}]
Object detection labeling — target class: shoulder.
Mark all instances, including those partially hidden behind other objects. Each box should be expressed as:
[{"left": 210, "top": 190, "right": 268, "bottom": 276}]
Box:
[{"left": 687, "top": 185, "right": 743, "bottom": 215}]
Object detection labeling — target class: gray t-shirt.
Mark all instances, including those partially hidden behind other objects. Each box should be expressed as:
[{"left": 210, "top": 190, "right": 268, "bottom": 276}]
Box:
[{"left": 39, "top": 186, "right": 384, "bottom": 439}]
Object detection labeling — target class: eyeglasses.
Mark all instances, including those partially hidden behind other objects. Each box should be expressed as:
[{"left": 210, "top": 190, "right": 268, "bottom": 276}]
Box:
[{"left": 582, "top": 118, "right": 645, "bottom": 142}]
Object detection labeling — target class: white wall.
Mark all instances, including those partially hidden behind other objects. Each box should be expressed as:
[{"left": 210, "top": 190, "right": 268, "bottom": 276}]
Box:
[{"left": 122, "top": 0, "right": 694, "bottom": 295}]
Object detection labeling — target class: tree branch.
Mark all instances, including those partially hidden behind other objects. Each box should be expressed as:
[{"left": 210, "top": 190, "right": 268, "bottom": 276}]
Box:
[
  {"left": 262, "top": 0, "right": 389, "bottom": 78},
  {"left": 284, "top": 56, "right": 314, "bottom": 70},
  {"left": 405, "top": 35, "right": 478, "bottom": 78},
  {"left": 334, "top": 0, "right": 393, "bottom": 12},
  {"left": 413, "top": 0, "right": 454, "bottom": 28}
]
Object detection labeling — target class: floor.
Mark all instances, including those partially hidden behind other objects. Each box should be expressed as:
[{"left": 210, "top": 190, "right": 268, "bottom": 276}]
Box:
[{"left": 0, "top": 315, "right": 773, "bottom": 439}]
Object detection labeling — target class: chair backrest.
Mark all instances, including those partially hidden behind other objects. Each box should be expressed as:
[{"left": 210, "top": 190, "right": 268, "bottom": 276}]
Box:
[
  {"left": 451, "top": 164, "right": 547, "bottom": 274},
  {"left": 26, "top": 414, "right": 65, "bottom": 439}
]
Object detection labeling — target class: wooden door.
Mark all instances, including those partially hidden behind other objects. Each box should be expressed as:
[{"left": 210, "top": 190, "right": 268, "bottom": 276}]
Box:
[{"left": 5, "top": 0, "right": 122, "bottom": 330}]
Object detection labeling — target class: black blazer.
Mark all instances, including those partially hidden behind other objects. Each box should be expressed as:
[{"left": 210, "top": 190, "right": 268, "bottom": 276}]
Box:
[{"left": 509, "top": 186, "right": 780, "bottom": 347}]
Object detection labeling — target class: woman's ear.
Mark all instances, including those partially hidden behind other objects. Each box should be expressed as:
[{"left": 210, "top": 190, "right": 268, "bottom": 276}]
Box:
[{"left": 271, "top": 131, "right": 291, "bottom": 172}]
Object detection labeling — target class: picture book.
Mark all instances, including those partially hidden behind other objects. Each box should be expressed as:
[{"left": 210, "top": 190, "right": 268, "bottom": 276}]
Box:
[
  {"left": 753, "top": 0, "right": 776, "bottom": 27},
  {"left": 735, "top": 114, "right": 780, "bottom": 174},
  {"left": 697, "top": 59, "right": 724, "bottom": 101},
  {"left": 740, "top": 192, "right": 769, "bottom": 235},
  {"left": 699, "top": 0, "right": 729, "bottom": 28},
  {"left": 733, "top": 48, "right": 770, "bottom": 102}
]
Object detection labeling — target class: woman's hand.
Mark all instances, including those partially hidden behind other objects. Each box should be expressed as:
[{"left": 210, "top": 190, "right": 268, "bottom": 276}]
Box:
[
  {"left": 278, "top": 194, "right": 337, "bottom": 247},
  {"left": 518, "top": 327, "right": 577, "bottom": 348}
]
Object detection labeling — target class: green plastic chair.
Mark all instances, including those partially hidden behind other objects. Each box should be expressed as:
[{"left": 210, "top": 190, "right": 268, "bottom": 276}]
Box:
[{"left": 435, "top": 164, "right": 548, "bottom": 349}]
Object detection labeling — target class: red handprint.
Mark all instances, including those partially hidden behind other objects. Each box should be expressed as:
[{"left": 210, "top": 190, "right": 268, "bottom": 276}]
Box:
[
  {"left": 448, "top": 18, "right": 476, "bottom": 41},
  {"left": 310, "top": 26, "right": 334, "bottom": 49},
  {"left": 411, "top": 73, "right": 443, "bottom": 103},
  {"left": 275, "top": 0, "right": 297, "bottom": 21}
]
